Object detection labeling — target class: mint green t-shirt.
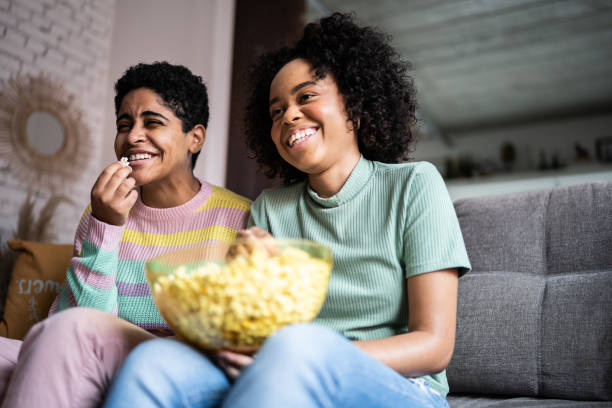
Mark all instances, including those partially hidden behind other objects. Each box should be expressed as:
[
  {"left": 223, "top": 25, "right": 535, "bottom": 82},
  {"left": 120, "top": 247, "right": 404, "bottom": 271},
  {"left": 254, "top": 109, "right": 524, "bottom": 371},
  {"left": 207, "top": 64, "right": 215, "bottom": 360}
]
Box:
[{"left": 249, "top": 156, "right": 471, "bottom": 396}]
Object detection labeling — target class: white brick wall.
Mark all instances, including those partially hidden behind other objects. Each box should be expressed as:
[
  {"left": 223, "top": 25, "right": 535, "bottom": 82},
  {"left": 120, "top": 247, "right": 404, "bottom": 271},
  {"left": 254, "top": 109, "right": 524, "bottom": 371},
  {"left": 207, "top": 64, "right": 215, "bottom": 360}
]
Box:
[{"left": 0, "top": 0, "right": 116, "bottom": 244}]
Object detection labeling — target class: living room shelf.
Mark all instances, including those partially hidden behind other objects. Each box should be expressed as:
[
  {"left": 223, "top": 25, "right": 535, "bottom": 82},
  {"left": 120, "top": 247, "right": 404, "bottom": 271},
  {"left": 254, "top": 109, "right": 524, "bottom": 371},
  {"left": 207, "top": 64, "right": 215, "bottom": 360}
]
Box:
[{"left": 445, "top": 163, "right": 612, "bottom": 200}]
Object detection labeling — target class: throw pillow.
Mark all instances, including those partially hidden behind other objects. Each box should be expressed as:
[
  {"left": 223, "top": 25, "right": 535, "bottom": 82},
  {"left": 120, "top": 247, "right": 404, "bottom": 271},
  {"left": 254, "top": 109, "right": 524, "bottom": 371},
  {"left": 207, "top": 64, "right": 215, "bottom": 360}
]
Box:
[{"left": 0, "top": 240, "right": 72, "bottom": 340}]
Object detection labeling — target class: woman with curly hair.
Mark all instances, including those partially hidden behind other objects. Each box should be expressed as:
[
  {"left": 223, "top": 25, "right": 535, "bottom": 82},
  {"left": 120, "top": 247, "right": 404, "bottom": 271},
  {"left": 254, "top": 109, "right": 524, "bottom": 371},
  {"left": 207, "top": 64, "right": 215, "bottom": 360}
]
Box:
[
  {"left": 103, "top": 13, "right": 470, "bottom": 408},
  {"left": 0, "top": 62, "right": 250, "bottom": 408}
]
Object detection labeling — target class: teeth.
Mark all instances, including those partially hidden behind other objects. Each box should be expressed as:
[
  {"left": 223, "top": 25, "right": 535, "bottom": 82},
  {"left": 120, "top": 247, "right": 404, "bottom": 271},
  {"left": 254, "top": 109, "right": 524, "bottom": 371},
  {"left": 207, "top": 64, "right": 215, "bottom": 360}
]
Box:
[
  {"left": 129, "top": 153, "right": 152, "bottom": 161},
  {"left": 288, "top": 128, "right": 316, "bottom": 147}
]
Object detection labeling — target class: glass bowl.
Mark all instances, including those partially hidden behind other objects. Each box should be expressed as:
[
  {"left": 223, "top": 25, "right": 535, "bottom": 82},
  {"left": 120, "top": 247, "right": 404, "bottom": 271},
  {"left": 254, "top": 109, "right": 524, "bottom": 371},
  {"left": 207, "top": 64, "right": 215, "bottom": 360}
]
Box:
[{"left": 146, "top": 239, "right": 332, "bottom": 352}]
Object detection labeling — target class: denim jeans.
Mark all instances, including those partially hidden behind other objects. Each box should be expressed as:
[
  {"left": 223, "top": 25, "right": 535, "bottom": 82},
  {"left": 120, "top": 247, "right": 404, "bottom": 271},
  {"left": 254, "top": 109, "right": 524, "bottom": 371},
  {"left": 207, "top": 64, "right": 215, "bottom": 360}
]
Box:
[{"left": 103, "top": 323, "right": 449, "bottom": 407}]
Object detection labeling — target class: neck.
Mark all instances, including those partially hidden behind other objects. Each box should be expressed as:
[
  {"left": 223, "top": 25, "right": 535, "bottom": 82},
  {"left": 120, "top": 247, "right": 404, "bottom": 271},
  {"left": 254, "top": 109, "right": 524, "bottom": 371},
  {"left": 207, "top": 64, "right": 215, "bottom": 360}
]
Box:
[
  {"left": 140, "top": 174, "right": 200, "bottom": 208},
  {"left": 308, "top": 154, "right": 360, "bottom": 198}
]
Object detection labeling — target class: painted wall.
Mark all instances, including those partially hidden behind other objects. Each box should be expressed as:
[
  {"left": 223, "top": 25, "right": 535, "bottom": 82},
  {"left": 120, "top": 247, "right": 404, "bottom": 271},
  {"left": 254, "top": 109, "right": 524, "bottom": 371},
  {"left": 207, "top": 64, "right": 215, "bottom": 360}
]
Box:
[
  {"left": 0, "top": 0, "right": 235, "bottom": 244},
  {"left": 0, "top": 0, "right": 116, "bottom": 244}
]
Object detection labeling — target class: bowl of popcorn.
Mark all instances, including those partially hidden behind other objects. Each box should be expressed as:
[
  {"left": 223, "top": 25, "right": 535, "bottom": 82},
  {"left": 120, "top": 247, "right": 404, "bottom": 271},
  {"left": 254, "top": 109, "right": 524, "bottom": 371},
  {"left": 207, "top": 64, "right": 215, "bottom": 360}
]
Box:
[{"left": 145, "top": 238, "right": 333, "bottom": 352}]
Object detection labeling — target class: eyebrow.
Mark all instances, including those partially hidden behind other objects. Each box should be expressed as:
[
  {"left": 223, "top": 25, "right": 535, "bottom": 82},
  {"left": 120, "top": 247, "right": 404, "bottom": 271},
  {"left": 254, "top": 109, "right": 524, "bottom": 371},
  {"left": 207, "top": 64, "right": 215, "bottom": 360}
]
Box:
[
  {"left": 116, "top": 110, "right": 169, "bottom": 124},
  {"left": 269, "top": 80, "right": 318, "bottom": 106}
]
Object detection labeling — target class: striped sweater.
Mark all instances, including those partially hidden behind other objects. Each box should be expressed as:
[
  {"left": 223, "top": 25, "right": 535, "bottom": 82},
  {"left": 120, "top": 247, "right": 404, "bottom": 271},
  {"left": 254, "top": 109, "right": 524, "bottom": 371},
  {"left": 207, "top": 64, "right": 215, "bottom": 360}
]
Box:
[{"left": 49, "top": 180, "right": 250, "bottom": 331}]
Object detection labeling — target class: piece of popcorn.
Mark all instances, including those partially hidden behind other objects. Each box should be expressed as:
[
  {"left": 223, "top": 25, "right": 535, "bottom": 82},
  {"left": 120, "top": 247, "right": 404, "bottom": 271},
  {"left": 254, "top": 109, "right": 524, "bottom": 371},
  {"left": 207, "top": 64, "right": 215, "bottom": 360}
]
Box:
[{"left": 119, "top": 157, "right": 129, "bottom": 167}]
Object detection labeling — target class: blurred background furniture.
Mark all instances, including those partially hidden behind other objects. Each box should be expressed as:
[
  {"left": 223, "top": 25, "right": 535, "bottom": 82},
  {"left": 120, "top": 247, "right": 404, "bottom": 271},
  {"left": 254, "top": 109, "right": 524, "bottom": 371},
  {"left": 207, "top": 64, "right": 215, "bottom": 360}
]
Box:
[{"left": 447, "top": 181, "right": 612, "bottom": 407}]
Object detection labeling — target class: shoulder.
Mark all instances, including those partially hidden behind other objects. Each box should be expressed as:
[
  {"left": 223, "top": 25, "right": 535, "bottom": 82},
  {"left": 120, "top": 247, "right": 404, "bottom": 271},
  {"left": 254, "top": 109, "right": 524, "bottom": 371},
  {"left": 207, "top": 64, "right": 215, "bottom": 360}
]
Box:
[
  {"left": 373, "top": 161, "right": 444, "bottom": 189},
  {"left": 251, "top": 182, "right": 305, "bottom": 214},
  {"left": 206, "top": 184, "right": 251, "bottom": 212},
  {"left": 374, "top": 160, "right": 440, "bottom": 177},
  {"left": 254, "top": 182, "right": 304, "bottom": 204}
]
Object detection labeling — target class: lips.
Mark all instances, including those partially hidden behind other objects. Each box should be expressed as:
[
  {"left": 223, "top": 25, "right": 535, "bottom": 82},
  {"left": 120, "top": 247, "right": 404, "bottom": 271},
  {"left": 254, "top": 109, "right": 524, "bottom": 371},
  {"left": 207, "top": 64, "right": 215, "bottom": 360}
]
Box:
[
  {"left": 122, "top": 151, "right": 157, "bottom": 163},
  {"left": 287, "top": 127, "right": 317, "bottom": 147},
  {"left": 128, "top": 153, "right": 152, "bottom": 161}
]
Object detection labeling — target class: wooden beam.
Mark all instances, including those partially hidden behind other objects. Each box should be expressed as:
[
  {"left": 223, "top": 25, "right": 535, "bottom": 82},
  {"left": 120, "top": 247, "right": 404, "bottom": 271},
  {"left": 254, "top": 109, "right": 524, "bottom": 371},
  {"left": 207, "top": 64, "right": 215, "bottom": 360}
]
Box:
[{"left": 225, "top": 0, "right": 305, "bottom": 200}]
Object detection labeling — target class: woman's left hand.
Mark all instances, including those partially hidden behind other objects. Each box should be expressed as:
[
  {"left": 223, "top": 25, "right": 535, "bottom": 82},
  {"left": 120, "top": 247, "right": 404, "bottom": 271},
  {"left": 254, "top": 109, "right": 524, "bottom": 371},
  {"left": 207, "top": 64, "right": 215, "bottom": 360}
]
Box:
[{"left": 213, "top": 350, "right": 255, "bottom": 380}]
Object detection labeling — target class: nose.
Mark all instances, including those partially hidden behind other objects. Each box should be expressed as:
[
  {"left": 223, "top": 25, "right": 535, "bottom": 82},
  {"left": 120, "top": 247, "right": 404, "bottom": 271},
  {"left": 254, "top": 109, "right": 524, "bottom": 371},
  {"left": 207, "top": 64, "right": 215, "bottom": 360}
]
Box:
[
  {"left": 282, "top": 104, "right": 302, "bottom": 124},
  {"left": 126, "top": 123, "right": 146, "bottom": 144}
]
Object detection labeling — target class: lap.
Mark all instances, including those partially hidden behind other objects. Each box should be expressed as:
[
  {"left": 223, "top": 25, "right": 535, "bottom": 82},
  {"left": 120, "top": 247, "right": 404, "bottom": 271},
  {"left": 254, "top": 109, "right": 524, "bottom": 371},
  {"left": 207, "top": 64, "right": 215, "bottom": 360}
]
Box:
[
  {"left": 104, "top": 338, "right": 230, "bottom": 408},
  {"left": 0, "top": 337, "right": 21, "bottom": 399},
  {"left": 227, "top": 323, "right": 447, "bottom": 407},
  {"left": 105, "top": 324, "right": 447, "bottom": 408}
]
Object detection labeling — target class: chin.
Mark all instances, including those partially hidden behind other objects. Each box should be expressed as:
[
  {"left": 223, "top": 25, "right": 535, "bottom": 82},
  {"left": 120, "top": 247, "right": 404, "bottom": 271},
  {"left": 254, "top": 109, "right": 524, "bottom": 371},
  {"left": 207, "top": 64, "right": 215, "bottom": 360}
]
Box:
[{"left": 132, "top": 176, "right": 148, "bottom": 187}]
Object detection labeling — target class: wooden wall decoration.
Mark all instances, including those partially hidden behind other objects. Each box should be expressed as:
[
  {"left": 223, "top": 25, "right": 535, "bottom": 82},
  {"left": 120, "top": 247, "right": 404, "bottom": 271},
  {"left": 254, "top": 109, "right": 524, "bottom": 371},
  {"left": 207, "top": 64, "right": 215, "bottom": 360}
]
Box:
[{"left": 0, "top": 74, "right": 91, "bottom": 191}]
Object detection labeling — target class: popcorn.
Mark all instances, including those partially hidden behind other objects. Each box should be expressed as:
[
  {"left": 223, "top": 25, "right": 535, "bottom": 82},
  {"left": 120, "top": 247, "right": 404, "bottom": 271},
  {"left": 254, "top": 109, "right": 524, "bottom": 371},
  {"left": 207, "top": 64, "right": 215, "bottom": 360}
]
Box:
[
  {"left": 119, "top": 157, "right": 129, "bottom": 167},
  {"left": 152, "top": 245, "right": 331, "bottom": 351}
]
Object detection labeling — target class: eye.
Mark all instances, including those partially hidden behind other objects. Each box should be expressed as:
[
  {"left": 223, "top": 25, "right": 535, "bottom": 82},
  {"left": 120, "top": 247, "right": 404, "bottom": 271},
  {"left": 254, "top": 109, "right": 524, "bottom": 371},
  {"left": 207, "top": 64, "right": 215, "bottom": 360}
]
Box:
[
  {"left": 299, "top": 93, "right": 315, "bottom": 103},
  {"left": 116, "top": 123, "right": 131, "bottom": 132},
  {"left": 145, "top": 120, "right": 163, "bottom": 127},
  {"left": 270, "top": 107, "right": 284, "bottom": 120}
]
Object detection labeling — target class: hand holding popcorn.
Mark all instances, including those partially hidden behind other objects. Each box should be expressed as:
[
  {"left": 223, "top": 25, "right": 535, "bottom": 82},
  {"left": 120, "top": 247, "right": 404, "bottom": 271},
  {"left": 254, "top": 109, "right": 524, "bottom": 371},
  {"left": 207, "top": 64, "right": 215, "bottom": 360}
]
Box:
[
  {"left": 91, "top": 159, "right": 138, "bottom": 226},
  {"left": 227, "top": 226, "right": 280, "bottom": 260}
]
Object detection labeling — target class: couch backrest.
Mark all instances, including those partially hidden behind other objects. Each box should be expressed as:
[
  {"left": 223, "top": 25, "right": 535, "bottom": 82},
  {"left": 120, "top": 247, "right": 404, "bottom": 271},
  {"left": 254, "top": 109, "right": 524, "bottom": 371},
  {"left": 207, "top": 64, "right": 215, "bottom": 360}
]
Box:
[{"left": 447, "top": 181, "right": 612, "bottom": 400}]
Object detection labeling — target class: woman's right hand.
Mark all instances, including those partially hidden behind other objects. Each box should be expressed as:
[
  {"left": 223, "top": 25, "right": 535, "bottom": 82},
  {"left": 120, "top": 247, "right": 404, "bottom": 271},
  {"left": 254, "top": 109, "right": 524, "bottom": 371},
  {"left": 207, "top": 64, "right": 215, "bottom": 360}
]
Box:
[{"left": 91, "top": 161, "right": 138, "bottom": 226}]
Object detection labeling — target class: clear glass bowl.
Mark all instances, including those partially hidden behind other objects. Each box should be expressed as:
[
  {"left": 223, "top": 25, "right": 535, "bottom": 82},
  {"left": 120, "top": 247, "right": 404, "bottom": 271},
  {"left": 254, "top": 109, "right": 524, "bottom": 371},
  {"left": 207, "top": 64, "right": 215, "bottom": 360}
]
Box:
[{"left": 146, "top": 239, "right": 333, "bottom": 352}]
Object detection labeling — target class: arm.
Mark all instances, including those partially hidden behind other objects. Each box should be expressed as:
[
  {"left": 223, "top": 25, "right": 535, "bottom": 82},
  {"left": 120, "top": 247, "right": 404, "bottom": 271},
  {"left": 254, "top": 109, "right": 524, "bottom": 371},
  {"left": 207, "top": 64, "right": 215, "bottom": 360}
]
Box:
[
  {"left": 50, "top": 213, "right": 125, "bottom": 314},
  {"left": 354, "top": 268, "right": 459, "bottom": 376},
  {"left": 354, "top": 164, "right": 467, "bottom": 375},
  {"left": 50, "top": 161, "right": 137, "bottom": 315}
]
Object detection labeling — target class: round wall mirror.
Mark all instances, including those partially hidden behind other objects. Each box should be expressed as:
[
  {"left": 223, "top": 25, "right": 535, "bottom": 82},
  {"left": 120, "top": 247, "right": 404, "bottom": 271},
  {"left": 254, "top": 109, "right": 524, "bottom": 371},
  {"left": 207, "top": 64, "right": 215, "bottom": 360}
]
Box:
[
  {"left": 25, "top": 110, "right": 66, "bottom": 156},
  {"left": 0, "top": 74, "right": 92, "bottom": 190}
]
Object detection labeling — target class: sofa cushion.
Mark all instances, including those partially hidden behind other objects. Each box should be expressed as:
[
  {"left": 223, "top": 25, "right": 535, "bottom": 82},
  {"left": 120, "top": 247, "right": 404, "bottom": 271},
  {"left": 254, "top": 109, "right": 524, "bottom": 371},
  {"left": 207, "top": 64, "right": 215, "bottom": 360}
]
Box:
[
  {"left": 0, "top": 240, "right": 72, "bottom": 339},
  {"left": 454, "top": 190, "right": 548, "bottom": 275},
  {"left": 540, "top": 271, "right": 612, "bottom": 400},
  {"left": 448, "top": 182, "right": 612, "bottom": 401},
  {"left": 546, "top": 182, "right": 612, "bottom": 274},
  {"left": 449, "top": 273, "right": 544, "bottom": 396},
  {"left": 448, "top": 394, "right": 612, "bottom": 407}
]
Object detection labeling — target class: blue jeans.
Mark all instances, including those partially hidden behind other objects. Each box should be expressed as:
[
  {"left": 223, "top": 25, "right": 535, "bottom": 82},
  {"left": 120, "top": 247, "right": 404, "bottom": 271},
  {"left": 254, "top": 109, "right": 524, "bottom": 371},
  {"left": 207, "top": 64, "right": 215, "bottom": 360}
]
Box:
[{"left": 103, "top": 323, "right": 448, "bottom": 407}]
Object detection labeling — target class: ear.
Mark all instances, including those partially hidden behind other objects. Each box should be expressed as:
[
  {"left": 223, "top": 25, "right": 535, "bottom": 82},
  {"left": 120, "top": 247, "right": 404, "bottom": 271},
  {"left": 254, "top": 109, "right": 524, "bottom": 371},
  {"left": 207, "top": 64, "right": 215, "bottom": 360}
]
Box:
[
  {"left": 188, "top": 124, "right": 206, "bottom": 154},
  {"left": 346, "top": 116, "right": 360, "bottom": 133}
]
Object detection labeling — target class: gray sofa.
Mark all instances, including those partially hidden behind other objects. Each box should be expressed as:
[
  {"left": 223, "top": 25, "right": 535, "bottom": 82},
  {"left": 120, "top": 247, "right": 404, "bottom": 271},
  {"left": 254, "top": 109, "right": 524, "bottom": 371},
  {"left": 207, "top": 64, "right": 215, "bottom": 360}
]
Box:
[{"left": 446, "top": 181, "right": 612, "bottom": 407}]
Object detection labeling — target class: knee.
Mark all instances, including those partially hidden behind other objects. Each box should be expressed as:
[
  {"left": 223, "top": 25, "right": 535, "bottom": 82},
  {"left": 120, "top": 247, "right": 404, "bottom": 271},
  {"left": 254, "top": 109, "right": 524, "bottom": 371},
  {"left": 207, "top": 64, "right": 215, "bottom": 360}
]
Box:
[
  {"left": 23, "top": 307, "right": 108, "bottom": 343},
  {"left": 267, "top": 323, "right": 347, "bottom": 351},
  {"left": 259, "top": 323, "right": 348, "bottom": 368},
  {"left": 119, "top": 338, "right": 207, "bottom": 381},
  {"left": 121, "top": 338, "right": 171, "bottom": 373}
]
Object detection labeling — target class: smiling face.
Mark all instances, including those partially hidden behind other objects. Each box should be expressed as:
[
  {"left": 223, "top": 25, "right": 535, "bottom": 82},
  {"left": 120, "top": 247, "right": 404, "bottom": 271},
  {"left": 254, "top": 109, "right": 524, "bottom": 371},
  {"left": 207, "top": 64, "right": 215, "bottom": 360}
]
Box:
[
  {"left": 114, "top": 88, "right": 202, "bottom": 188},
  {"left": 268, "top": 58, "right": 360, "bottom": 183}
]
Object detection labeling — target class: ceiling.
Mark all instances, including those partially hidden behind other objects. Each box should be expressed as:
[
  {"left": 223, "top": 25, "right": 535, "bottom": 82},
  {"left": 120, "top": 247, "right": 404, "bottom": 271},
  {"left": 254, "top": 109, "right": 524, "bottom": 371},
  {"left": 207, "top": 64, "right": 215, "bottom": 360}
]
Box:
[{"left": 307, "top": 0, "right": 612, "bottom": 139}]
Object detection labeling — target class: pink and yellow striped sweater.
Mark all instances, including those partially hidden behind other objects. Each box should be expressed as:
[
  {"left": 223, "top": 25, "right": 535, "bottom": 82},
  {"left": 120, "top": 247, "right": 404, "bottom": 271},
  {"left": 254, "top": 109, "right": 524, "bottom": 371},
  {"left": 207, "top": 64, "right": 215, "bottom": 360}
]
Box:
[{"left": 49, "top": 181, "right": 250, "bottom": 331}]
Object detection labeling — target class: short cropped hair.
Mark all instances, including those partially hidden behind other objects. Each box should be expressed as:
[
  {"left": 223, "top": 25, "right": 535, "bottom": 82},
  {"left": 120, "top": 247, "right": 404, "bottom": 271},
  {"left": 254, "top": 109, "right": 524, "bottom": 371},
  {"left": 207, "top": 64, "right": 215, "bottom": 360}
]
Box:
[{"left": 114, "top": 61, "right": 209, "bottom": 169}]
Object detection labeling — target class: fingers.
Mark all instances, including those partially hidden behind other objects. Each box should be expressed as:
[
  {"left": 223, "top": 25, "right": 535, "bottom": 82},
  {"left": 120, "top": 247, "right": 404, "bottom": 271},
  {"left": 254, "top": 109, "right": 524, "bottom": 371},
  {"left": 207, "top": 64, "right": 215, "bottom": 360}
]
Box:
[
  {"left": 213, "top": 350, "right": 254, "bottom": 381},
  {"left": 218, "top": 359, "right": 241, "bottom": 381},
  {"left": 90, "top": 161, "right": 138, "bottom": 226},
  {"left": 92, "top": 163, "right": 133, "bottom": 199},
  {"left": 228, "top": 227, "right": 279, "bottom": 260},
  {"left": 236, "top": 226, "right": 272, "bottom": 240},
  {"left": 217, "top": 350, "right": 254, "bottom": 366},
  {"left": 116, "top": 175, "right": 136, "bottom": 199},
  {"left": 105, "top": 166, "right": 134, "bottom": 198},
  {"left": 124, "top": 188, "right": 139, "bottom": 208},
  {"left": 93, "top": 161, "right": 126, "bottom": 191}
]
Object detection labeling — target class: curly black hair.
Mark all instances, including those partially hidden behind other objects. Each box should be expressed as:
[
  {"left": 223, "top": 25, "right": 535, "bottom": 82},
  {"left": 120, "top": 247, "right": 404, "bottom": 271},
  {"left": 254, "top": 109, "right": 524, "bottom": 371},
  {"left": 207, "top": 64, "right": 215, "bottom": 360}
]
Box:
[
  {"left": 244, "top": 12, "right": 417, "bottom": 185},
  {"left": 114, "top": 61, "right": 209, "bottom": 169}
]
